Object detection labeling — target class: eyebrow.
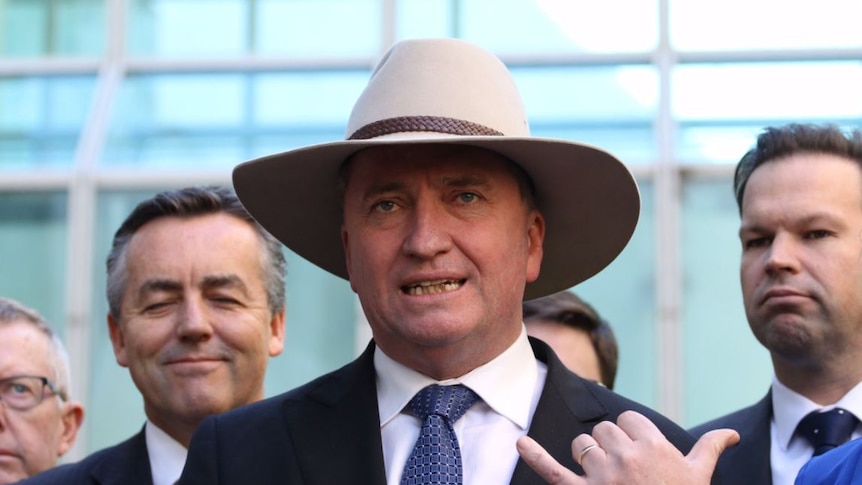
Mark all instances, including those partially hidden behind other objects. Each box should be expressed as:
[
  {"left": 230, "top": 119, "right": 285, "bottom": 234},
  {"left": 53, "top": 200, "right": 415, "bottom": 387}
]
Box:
[{"left": 136, "top": 274, "right": 249, "bottom": 298}]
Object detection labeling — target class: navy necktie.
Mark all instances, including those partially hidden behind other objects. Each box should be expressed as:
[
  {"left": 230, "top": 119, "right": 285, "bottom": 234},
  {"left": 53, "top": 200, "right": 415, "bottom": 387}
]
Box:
[
  {"left": 400, "top": 384, "right": 480, "bottom": 485},
  {"left": 797, "top": 408, "right": 859, "bottom": 457}
]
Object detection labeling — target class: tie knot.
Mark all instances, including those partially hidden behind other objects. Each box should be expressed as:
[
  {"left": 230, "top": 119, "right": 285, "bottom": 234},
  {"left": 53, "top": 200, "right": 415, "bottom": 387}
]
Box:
[
  {"left": 408, "top": 384, "right": 479, "bottom": 423},
  {"left": 797, "top": 408, "right": 859, "bottom": 456}
]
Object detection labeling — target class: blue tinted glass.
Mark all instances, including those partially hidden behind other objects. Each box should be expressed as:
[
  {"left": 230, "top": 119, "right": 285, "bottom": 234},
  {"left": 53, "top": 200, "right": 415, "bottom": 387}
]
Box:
[
  {"left": 103, "top": 70, "right": 368, "bottom": 166},
  {"left": 0, "top": 76, "right": 95, "bottom": 168},
  {"left": 396, "top": 0, "right": 657, "bottom": 54},
  {"left": 0, "top": 0, "right": 103, "bottom": 56},
  {"left": 0, "top": 192, "right": 67, "bottom": 333},
  {"left": 257, "top": 0, "right": 380, "bottom": 56},
  {"left": 127, "top": 0, "right": 248, "bottom": 56},
  {"left": 671, "top": 0, "right": 862, "bottom": 51},
  {"left": 673, "top": 62, "right": 862, "bottom": 162},
  {"left": 513, "top": 65, "right": 657, "bottom": 162},
  {"left": 575, "top": 179, "right": 656, "bottom": 406},
  {"left": 681, "top": 178, "right": 772, "bottom": 426}
]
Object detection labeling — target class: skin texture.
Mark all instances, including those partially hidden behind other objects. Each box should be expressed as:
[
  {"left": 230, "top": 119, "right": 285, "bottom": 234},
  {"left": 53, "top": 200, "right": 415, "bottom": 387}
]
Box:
[
  {"left": 108, "top": 213, "right": 285, "bottom": 447},
  {"left": 516, "top": 411, "right": 739, "bottom": 485},
  {"left": 525, "top": 320, "right": 602, "bottom": 385},
  {"left": 340, "top": 144, "right": 545, "bottom": 380},
  {"left": 0, "top": 322, "right": 83, "bottom": 484},
  {"left": 739, "top": 153, "right": 862, "bottom": 404}
]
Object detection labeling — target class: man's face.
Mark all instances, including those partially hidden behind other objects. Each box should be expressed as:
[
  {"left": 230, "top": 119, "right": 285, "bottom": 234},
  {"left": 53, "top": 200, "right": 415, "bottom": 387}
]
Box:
[
  {"left": 740, "top": 153, "right": 862, "bottom": 372},
  {"left": 109, "top": 213, "right": 285, "bottom": 444},
  {"left": 341, "top": 145, "right": 544, "bottom": 379},
  {"left": 0, "top": 322, "right": 79, "bottom": 484}
]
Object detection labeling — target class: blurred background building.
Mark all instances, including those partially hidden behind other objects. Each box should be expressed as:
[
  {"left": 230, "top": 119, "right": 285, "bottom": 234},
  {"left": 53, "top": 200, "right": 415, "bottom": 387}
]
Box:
[{"left": 1, "top": 0, "right": 860, "bottom": 459}]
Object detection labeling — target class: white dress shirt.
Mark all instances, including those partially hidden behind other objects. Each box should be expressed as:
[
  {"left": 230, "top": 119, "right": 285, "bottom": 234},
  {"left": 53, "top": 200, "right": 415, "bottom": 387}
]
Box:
[
  {"left": 145, "top": 420, "right": 188, "bottom": 485},
  {"left": 770, "top": 377, "right": 862, "bottom": 485},
  {"left": 377, "top": 327, "right": 547, "bottom": 485}
]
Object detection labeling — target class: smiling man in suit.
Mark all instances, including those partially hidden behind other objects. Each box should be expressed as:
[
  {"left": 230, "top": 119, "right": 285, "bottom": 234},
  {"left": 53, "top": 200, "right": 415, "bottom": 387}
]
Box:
[{"left": 22, "top": 186, "right": 286, "bottom": 485}]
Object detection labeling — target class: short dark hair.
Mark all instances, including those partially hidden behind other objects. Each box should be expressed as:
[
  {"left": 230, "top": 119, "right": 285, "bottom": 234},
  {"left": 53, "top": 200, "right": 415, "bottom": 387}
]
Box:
[
  {"left": 734, "top": 123, "right": 862, "bottom": 212},
  {"left": 105, "top": 186, "right": 286, "bottom": 319},
  {"left": 523, "top": 291, "right": 618, "bottom": 389}
]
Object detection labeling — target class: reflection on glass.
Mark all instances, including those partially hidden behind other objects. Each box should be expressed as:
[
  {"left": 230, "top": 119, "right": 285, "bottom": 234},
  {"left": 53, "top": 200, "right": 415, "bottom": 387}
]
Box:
[
  {"left": 257, "top": 0, "right": 380, "bottom": 56},
  {"left": 0, "top": 76, "right": 95, "bottom": 168},
  {"left": 673, "top": 62, "right": 862, "bottom": 162},
  {"left": 128, "top": 0, "right": 248, "bottom": 56},
  {"left": 0, "top": 0, "right": 103, "bottom": 56},
  {"left": 671, "top": 0, "right": 862, "bottom": 51},
  {"left": 0, "top": 192, "right": 67, "bottom": 333},
  {"left": 513, "top": 65, "right": 658, "bottom": 162},
  {"left": 102, "top": 70, "right": 367, "bottom": 166},
  {"left": 397, "top": 0, "right": 657, "bottom": 54}
]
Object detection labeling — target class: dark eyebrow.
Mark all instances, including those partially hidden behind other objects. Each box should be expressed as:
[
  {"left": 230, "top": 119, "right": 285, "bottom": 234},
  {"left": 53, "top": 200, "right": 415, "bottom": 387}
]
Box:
[
  {"left": 138, "top": 279, "right": 183, "bottom": 298},
  {"left": 362, "top": 181, "right": 406, "bottom": 200},
  {"left": 442, "top": 175, "right": 492, "bottom": 190}
]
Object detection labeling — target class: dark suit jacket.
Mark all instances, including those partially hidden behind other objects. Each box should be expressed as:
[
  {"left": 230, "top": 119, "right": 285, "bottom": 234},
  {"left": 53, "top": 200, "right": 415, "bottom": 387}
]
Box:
[
  {"left": 19, "top": 428, "right": 154, "bottom": 485},
  {"left": 689, "top": 390, "right": 773, "bottom": 485},
  {"left": 178, "top": 338, "right": 697, "bottom": 485}
]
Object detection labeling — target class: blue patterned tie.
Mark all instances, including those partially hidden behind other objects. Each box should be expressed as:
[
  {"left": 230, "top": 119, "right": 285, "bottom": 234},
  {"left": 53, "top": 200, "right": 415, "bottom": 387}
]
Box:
[
  {"left": 797, "top": 408, "right": 859, "bottom": 457},
  {"left": 400, "top": 384, "right": 480, "bottom": 485}
]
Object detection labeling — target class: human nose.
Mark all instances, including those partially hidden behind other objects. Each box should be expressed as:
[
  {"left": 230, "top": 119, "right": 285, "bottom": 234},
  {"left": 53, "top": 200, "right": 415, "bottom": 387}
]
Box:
[
  {"left": 764, "top": 234, "right": 800, "bottom": 274},
  {"left": 401, "top": 200, "right": 452, "bottom": 259},
  {"left": 175, "top": 297, "right": 214, "bottom": 342}
]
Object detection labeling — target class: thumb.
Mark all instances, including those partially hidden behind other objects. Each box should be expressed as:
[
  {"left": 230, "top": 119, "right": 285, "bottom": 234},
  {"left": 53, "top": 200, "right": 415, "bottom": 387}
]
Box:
[{"left": 687, "top": 428, "right": 740, "bottom": 472}]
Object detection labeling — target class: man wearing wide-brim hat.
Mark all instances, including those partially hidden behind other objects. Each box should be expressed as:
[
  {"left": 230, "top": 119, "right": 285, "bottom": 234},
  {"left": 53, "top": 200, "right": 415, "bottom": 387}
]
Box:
[{"left": 179, "top": 38, "right": 736, "bottom": 485}]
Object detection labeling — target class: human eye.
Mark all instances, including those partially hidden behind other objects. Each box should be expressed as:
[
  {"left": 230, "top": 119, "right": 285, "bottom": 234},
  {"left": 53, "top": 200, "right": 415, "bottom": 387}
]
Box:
[
  {"left": 804, "top": 229, "right": 832, "bottom": 240},
  {"left": 742, "top": 236, "right": 771, "bottom": 250},
  {"left": 457, "top": 192, "right": 480, "bottom": 204},
  {"left": 6, "top": 378, "right": 38, "bottom": 399},
  {"left": 372, "top": 199, "right": 398, "bottom": 213}
]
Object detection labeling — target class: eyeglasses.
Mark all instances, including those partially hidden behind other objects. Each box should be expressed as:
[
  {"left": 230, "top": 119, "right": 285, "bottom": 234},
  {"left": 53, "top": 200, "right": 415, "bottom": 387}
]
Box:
[{"left": 0, "top": 375, "right": 67, "bottom": 411}]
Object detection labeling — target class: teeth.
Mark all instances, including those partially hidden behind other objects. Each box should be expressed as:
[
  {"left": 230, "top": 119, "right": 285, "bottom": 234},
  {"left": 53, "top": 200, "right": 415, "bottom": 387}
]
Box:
[{"left": 405, "top": 279, "right": 463, "bottom": 295}]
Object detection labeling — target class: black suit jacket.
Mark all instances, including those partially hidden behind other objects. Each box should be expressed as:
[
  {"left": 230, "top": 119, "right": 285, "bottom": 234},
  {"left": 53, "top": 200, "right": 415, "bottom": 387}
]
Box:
[
  {"left": 179, "top": 338, "right": 697, "bottom": 485},
  {"left": 689, "top": 390, "right": 772, "bottom": 485},
  {"left": 19, "top": 428, "right": 154, "bottom": 485}
]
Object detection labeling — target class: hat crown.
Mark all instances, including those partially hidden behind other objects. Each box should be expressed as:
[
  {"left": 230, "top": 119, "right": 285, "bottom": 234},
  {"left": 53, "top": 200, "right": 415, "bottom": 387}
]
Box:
[{"left": 346, "top": 38, "right": 530, "bottom": 140}]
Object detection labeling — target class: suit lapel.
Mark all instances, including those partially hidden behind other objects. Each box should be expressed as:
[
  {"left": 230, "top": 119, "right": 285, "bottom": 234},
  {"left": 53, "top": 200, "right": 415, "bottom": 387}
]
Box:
[
  {"left": 90, "top": 428, "right": 154, "bottom": 485},
  {"left": 510, "top": 338, "right": 610, "bottom": 485},
  {"left": 714, "top": 391, "right": 773, "bottom": 485},
  {"left": 282, "top": 342, "right": 387, "bottom": 485}
]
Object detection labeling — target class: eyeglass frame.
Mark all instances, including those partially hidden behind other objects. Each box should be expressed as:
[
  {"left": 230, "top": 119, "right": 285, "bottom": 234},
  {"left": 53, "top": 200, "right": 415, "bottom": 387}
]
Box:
[{"left": 0, "top": 375, "right": 68, "bottom": 412}]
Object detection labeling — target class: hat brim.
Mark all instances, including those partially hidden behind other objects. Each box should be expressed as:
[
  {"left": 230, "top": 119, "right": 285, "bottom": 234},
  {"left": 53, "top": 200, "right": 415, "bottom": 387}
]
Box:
[{"left": 233, "top": 136, "right": 640, "bottom": 301}]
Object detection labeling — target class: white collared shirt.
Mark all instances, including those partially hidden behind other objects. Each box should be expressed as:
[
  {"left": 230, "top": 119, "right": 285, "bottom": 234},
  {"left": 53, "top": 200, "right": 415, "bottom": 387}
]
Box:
[
  {"left": 377, "top": 326, "right": 547, "bottom": 485},
  {"left": 145, "top": 421, "right": 188, "bottom": 485},
  {"left": 770, "top": 377, "right": 862, "bottom": 485}
]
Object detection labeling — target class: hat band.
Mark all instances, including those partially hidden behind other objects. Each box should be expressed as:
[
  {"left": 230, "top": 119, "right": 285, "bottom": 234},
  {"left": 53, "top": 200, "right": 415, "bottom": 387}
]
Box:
[{"left": 348, "top": 115, "right": 504, "bottom": 140}]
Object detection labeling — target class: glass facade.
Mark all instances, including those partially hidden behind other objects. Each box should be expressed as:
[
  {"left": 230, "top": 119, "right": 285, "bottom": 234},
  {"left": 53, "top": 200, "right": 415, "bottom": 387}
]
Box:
[{"left": 1, "top": 0, "right": 860, "bottom": 457}]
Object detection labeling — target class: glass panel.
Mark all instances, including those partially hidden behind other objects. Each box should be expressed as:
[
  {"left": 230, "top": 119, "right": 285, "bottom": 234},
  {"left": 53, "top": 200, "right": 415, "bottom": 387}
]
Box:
[
  {"left": 673, "top": 62, "right": 862, "bottom": 162},
  {"left": 0, "top": 75, "right": 96, "bottom": 168},
  {"left": 512, "top": 65, "right": 658, "bottom": 163},
  {"left": 573, "top": 179, "right": 656, "bottom": 407},
  {"left": 0, "top": 192, "right": 67, "bottom": 337},
  {"left": 257, "top": 0, "right": 380, "bottom": 56},
  {"left": 0, "top": 0, "right": 103, "bottom": 56},
  {"left": 680, "top": 178, "right": 772, "bottom": 427},
  {"left": 102, "top": 70, "right": 368, "bottom": 166},
  {"left": 86, "top": 190, "right": 356, "bottom": 453},
  {"left": 397, "top": 0, "right": 658, "bottom": 54},
  {"left": 671, "top": 0, "right": 862, "bottom": 51},
  {"left": 127, "top": 0, "right": 248, "bottom": 56}
]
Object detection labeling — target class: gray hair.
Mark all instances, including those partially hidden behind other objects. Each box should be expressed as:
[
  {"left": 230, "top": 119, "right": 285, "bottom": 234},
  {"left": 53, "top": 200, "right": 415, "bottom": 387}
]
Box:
[
  {"left": 105, "top": 186, "right": 287, "bottom": 320},
  {"left": 0, "top": 297, "right": 72, "bottom": 399}
]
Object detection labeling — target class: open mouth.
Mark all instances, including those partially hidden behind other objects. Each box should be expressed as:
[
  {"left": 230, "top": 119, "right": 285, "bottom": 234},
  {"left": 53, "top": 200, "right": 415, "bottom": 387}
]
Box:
[{"left": 402, "top": 279, "right": 466, "bottom": 296}]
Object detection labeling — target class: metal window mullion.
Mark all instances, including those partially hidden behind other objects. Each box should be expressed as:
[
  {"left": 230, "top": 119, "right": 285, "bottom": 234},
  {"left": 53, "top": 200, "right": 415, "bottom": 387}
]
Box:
[{"left": 653, "top": 0, "right": 683, "bottom": 423}]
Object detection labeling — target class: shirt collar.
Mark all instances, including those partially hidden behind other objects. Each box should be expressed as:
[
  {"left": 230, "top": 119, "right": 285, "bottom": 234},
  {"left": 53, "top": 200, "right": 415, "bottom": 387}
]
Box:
[
  {"left": 144, "top": 420, "right": 188, "bottom": 485},
  {"left": 772, "top": 376, "right": 862, "bottom": 450},
  {"left": 375, "top": 326, "right": 538, "bottom": 430}
]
